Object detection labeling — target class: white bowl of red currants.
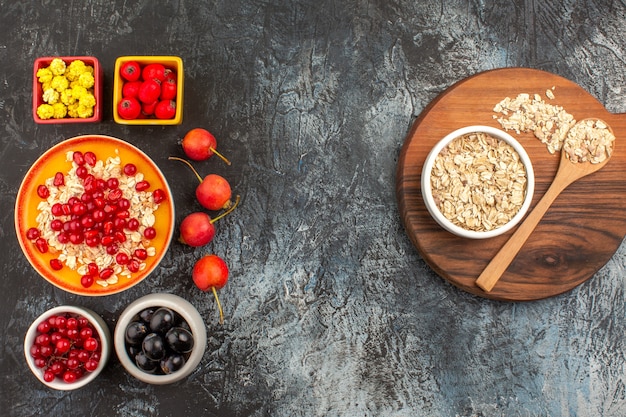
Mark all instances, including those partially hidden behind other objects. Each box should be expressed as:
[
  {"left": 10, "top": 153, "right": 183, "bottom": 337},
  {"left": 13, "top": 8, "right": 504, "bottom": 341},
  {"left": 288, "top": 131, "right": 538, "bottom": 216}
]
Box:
[
  {"left": 24, "top": 305, "right": 111, "bottom": 390},
  {"left": 114, "top": 293, "right": 207, "bottom": 384}
]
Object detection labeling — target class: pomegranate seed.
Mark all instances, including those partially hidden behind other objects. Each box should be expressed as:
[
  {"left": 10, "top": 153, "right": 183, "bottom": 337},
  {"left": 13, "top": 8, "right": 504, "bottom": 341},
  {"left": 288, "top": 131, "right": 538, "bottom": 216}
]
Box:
[
  {"left": 101, "top": 235, "right": 115, "bottom": 246},
  {"left": 127, "top": 218, "right": 140, "bottom": 231},
  {"left": 106, "top": 242, "right": 120, "bottom": 255},
  {"left": 57, "top": 232, "right": 70, "bottom": 244},
  {"left": 81, "top": 215, "right": 95, "bottom": 229},
  {"left": 144, "top": 227, "right": 156, "bottom": 239},
  {"left": 103, "top": 204, "right": 117, "bottom": 217},
  {"left": 103, "top": 221, "right": 115, "bottom": 235},
  {"left": 76, "top": 165, "right": 89, "bottom": 179},
  {"left": 37, "top": 185, "right": 50, "bottom": 199},
  {"left": 99, "top": 267, "right": 114, "bottom": 279},
  {"left": 115, "top": 231, "right": 127, "bottom": 243},
  {"left": 80, "top": 275, "right": 94, "bottom": 288},
  {"left": 53, "top": 172, "right": 65, "bottom": 186},
  {"left": 61, "top": 203, "right": 72, "bottom": 215},
  {"left": 152, "top": 188, "right": 166, "bottom": 204},
  {"left": 103, "top": 203, "right": 117, "bottom": 216},
  {"left": 72, "top": 151, "right": 85, "bottom": 166},
  {"left": 116, "top": 252, "right": 129, "bottom": 265},
  {"left": 69, "top": 233, "right": 84, "bottom": 244},
  {"left": 134, "top": 249, "right": 147, "bottom": 260},
  {"left": 50, "top": 219, "right": 63, "bottom": 231},
  {"left": 95, "top": 179, "right": 106, "bottom": 190},
  {"left": 50, "top": 259, "right": 63, "bottom": 270},
  {"left": 84, "top": 236, "right": 100, "bottom": 248},
  {"left": 35, "top": 238, "right": 48, "bottom": 253},
  {"left": 107, "top": 188, "right": 122, "bottom": 201},
  {"left": 123, "top": 163, "right": 137, "bottom": 176},
  {"left": 51, "top": 203, "right": 64, "bottom": 216},
  {"left": 93, "top": 208, "right": 105, "bottom": 221},
  {"left": 135, "top": 180, "right": 150, "bottom": 191},
  {"left": 127, "top": 259, "right": 140, "bottom": 273},
  {"left": 84, "top": 151, "right": 97, "bottom": 166},
  {"left": 26, "top": 227, "right": 40, "bottom": 240},
  {"left": 118, "top": 198, "right": 130, "bottom": 210},
  {"left": 113, "top": 217, "right": 127, "bottom": 229},
  {"left": 71, "top": 202, "right": 87, "bottom": 216},
  {"left": 107, "top": 178, "right": 119, "bottom": 189}
]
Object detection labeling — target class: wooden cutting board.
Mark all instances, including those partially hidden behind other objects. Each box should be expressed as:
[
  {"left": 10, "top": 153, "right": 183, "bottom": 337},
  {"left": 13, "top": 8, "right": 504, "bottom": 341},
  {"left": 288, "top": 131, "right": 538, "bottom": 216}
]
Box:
[{"left": 396, "top": 68, "right": 626, "bottom": 301}]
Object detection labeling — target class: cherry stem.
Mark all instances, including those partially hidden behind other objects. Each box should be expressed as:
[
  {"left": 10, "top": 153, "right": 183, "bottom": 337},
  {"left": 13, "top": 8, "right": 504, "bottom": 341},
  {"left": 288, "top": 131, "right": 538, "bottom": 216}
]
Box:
[
  {"left": 210, "top": 147, "right": 231, "bottom": 166},
  {"left": 168, "top": 156, "right": 203, "bottom": 183},
  {"left": 212, "top": 286, "right": 224, "bottom": 325},
  {"left": 210, "top": 195, "right": 240, "bottom": 224}
]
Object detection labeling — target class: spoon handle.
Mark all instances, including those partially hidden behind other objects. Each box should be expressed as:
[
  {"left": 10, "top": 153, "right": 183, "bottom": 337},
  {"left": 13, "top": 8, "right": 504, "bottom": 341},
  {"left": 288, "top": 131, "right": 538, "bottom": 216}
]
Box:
[{"left": 475, "top": 174, "right": 572, "bottom": 292}]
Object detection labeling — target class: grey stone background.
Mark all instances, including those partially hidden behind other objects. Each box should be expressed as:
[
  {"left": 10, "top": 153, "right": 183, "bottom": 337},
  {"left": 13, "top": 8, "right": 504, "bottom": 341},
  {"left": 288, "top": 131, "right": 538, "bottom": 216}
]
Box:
[{"left": 0, "top": 1, "right": 624, "bottom": 416}]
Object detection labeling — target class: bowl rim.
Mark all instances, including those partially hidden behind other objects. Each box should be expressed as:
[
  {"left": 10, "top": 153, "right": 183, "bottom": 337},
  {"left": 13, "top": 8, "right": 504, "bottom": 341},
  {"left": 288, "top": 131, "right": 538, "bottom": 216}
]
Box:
[
  {"left": 114, "top": 293, "right": 207, "bottom": 385},
  {"left": 112, "top": 55, "right": 184, "bottom": 125},
  {"left": 421, "top": 125, "right": 535, "bottom": 239},
  {"left": 32, "top": 56, "right": 102, "bottom": 124},
  {"left": 23, "top": 305, "right": 111, "bottom": 390}
]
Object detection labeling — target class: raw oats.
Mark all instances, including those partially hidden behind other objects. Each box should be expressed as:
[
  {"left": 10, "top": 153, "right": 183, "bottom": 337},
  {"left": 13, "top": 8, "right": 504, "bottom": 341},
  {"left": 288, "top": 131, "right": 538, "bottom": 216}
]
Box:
[
  {"left": 430, "top": 132, "right": 528, "bottom": 232},
  {"left": 563, "top": 119, "right": 615, "bottom": 164},
  {"left": 35, "top": 149, "right": 161, "bottom": 287},
  {"left": 493, "top": 90, "right": 576, "bottom": 154}
]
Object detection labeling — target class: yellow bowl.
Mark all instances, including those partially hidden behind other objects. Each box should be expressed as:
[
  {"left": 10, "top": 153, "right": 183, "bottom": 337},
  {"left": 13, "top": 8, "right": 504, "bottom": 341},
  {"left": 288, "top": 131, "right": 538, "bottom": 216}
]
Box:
[
  {"left": 14, "top": 135, "right": 175, "bottom": 295},
  {"left": 113, "top": 56, "right": 184, "bottom": 125}
]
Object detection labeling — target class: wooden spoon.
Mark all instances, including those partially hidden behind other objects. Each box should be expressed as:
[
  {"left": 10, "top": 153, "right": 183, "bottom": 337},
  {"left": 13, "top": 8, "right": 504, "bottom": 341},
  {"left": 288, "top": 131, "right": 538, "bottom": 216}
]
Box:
[{"left": 475, "top": 119, "right": 614, "bottom": 292}]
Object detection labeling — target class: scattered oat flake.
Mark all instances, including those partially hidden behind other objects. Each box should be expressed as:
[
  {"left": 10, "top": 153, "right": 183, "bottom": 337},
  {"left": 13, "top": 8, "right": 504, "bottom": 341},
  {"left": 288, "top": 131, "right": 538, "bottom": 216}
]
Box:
[{"left": 493, "top": 91, "right": 576, "bottom": 154}]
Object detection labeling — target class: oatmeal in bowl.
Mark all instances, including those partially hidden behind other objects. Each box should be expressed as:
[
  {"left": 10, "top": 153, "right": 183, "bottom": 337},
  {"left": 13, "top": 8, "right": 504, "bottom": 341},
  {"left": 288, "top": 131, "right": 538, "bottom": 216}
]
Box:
[
  {"left": 421, "top": 126, "right": 535, "bottom": 239},
  {"left": 15, "top": 135, "right": 175, "bottom": 295}
]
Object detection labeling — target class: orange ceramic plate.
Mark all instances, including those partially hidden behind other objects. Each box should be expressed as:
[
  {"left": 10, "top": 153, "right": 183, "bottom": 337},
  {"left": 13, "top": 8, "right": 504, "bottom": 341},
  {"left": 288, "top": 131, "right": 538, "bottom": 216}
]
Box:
[{"left": 15, "top": 135, "right": 175, "bottom": 296}]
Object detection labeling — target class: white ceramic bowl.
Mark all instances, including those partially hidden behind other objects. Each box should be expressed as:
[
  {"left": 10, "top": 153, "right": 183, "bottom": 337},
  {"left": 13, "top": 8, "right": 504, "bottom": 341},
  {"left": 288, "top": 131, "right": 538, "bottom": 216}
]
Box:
[
  {"left": 24, "top": 305, "right": 111, "bottom": 390},
  {"left": 114, "top": 293, "right": 207, "bottom": 384},
  {"left": 421, "top": 125, "right": 535, "bottom": 239}
]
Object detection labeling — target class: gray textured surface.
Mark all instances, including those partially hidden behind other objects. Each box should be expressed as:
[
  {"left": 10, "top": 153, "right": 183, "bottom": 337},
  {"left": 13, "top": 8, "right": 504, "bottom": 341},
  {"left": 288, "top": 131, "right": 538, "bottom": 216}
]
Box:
[{"left": 1, "top": 1, "right": 625, "bottom": 416}]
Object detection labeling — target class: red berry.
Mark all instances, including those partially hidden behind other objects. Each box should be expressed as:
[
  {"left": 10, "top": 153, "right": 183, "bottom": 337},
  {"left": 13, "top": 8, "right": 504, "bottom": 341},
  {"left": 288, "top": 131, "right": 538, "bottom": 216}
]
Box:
[
  {"left": 138, "top": 79, "right": 161, "bottom": 104},
  {"left": 72, "top": 151, "right": 85, "bottom": 166},
  {"left": 120, "top": 61, "right": 141, "bottom": 82},
  {"left": 123, "top": 163, "right": 137, "bottom": 176},
  {"left": 84, "top": 337, "right": 98, "bottom": 352},
  {"left": 154, "top": 100, "right": 176, "bottom": 119},
  {"left": 144, "top": 227, "right": 156, "bottom": 240},
  {"left": 50, "top": 259, "right": 63, "bottom": 271},
  {"left": 122, "top": 80, "right": 142, "bottom": 98},
  {"left": 80, "top": 275, "right": 94, "bottom": 288},
  {"left": 135, "top": 180, "right": 150, "bottom": 192},
  {"left": 152, "top": 189, "right": 166, "bottom": 204},
  {"left": 37, "top": 185, "right": 50, "bottom": 199},
  {"left": 117, "top": 97, "right": 141, "bottom": 120},
  {"left": 84, "top": 151, "right": 97, "bottom": 166},
  {"left": 160, "top": 77, "right": 177, "bottom": 100},
  {"left": 53, "top": 172, "right": 65, "bottom": 186},
  {"left": 142, "top": 63, "right": 166, "bottom": 82},
  {"left": 26, "top": 227, "right": 40, "bottom": 240},
  {"left": 35, "top": 238, "right": 48, "bottom": 253}
]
